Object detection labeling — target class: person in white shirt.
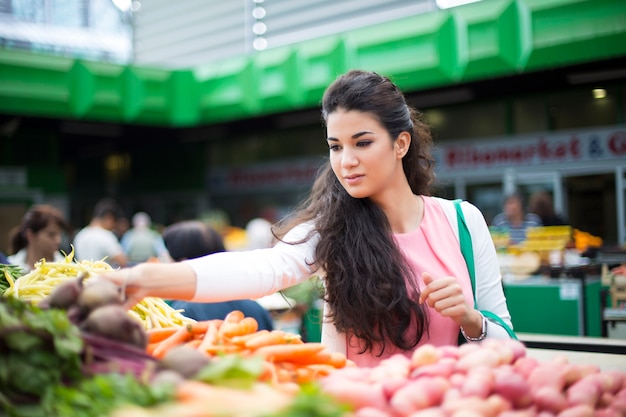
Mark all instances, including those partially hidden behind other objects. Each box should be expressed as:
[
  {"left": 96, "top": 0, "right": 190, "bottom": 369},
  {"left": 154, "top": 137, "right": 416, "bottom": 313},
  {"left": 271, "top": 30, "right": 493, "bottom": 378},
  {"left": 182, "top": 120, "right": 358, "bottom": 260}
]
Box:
[{"left": 73, "top": 198, "right": 128, "bottom": 268}]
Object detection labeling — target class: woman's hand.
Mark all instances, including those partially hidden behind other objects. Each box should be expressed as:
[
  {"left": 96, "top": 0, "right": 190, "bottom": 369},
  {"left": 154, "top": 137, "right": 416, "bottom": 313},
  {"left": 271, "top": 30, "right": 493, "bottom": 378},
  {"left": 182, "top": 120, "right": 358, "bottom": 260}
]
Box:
[
  {"left": 89, "top": 262, "right": 197, "bottom": 310},
  {"left": 418, "top": 272, "right": 482, "bottom": 334},
  {"left": 89, "top": 266, "right": 147, "bottom": 310}
]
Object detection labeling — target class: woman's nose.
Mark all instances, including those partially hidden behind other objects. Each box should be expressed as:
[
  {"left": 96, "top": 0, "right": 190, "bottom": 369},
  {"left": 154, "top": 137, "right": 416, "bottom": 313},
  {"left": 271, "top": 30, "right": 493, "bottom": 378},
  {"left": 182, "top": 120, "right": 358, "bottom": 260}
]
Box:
[{"left": 341, "top": 149, "right": 358, "bottom": 168}]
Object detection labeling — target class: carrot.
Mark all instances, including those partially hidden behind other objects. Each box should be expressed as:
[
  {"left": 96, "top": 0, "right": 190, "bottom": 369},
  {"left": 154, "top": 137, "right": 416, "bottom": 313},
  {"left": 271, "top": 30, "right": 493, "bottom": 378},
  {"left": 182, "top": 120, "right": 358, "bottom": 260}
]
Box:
[
  {"left": 223, "top": 310, "right": 245, "bottom": 323},
  {"left": 283, "top": 350, "right": 332, "bottom": 365},
  {"left": 147, "top": 327, "right": 180, "bottom": 344},
  {"left": 328, "top": 351, "right": 348, "bottom": 368},
  {"left": 151, "top": 326, "right": 192, "bottom": 359},
  {"left": 197, "top": 320, "right": 220, "bottom": 354},
  {"left": 185, "top": 339, "right": 202, "bottom": 349},
  {"left": 252, "top": 342, "right": 326, "bottom": 362},
  {"left": 230, "top": 330, "right": 270, "bottom": 346},
  {"left": 304, "top": 363, "right": 337, "bottom": 377},
  {"left": 146, "top": 342, "right": 159, "bottom": 355},
  {"left": 245, "top": 330, "right": 300, "bottom": 349},
  {"left": 219, "top": 317, "right": 259, "bottom": 338}
]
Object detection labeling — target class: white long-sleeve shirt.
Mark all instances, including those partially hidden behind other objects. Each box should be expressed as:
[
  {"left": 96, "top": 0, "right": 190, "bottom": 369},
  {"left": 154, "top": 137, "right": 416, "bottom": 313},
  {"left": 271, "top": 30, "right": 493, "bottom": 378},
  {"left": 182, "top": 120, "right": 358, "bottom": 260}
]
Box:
[{"left": 185, "top": 197, "right": 513, "bottom": 354}]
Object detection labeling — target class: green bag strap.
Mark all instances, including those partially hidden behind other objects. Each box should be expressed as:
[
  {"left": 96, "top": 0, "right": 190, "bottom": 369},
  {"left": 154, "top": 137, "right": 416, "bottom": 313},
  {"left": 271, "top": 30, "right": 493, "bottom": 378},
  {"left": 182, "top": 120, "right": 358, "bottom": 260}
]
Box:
[
  {"left": 453, "top": 199, "right": 476, "bottom": 305},
  {"left": 453, "top": 199, "right": 518, "bottom": 340}
]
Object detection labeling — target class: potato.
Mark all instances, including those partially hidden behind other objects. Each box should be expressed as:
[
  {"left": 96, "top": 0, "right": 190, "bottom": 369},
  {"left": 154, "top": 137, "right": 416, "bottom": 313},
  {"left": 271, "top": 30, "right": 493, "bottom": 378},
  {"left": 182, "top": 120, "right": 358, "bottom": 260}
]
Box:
[
  {"left": 556, "top": 404, "right": 594, "bottom": 417},
  {"left": 321, "top": 379, "right": 388, "bottom": 411},
  {"left": 461, "top": 368, "right": 494, "bottom": 398},
  {"left": 533, "top": 385, "right": 568, "bottom": 414},
  {"left": 528, "top": 363, "right": 567, "bottom": 392},
  {"left": 390, "top": 376, "right": 448, "bottom": 415},
  {"left": 455, "top": 348, "right": 501, "bottom": 371},
  {"left": 411, "top": 357, "right": 456, "bottom": 379},
  {"left": 513, "top": 356, "right": 540, "bottom": 379},
  {"left": 566, "top": 375, "right": 602, "bottom": 408},
  {"left": 492, "top": 368, "right": 533, "bottom": 408},
  {"left": 411, "top": 344, "right": 442, "bottom": 368}
]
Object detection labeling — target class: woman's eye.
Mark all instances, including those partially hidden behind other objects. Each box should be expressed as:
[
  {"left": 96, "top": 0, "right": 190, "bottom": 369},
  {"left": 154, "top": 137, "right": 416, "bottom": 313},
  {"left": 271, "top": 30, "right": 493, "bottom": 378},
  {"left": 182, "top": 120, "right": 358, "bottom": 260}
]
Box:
[
  {"left": 328, "top": 144, "right": 340, "bottom": 152},
  {"left": 356, "top": 140, "right": 372, "bottom": 147}
]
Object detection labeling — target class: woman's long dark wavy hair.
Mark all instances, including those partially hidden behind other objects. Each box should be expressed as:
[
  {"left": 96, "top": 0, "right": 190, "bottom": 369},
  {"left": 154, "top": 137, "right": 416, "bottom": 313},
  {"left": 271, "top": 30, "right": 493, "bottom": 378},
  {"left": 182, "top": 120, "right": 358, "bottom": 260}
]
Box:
[{"left": 275, "top": 70, "right": 436, "bottom": 355}]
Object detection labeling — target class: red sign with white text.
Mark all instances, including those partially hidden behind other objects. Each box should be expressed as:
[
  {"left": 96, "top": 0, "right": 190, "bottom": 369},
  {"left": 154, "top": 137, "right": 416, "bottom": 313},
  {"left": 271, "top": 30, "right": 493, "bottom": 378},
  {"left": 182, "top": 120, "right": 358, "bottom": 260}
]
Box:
[{"left": 434, "top": 126, "right": 626, "bottom": 173}]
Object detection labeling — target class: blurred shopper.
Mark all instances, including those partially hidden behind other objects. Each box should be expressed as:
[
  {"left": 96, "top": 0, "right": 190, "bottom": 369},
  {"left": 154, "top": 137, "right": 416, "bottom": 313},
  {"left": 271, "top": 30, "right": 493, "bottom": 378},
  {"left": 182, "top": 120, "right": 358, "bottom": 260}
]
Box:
[
  {"left": 245, "top": 217, "right": 274, "bottom": 250},
  {"left": 492, "top": 192, "right": 542, "bottom": 244},
  {"left": 121, "top": 212, "right": 170, "bottom": 264},
  {"left": 73, "top": 198, "right": 128, "bottom": 267},
  {"left": 164, "top": 220, "right": 274, "bottom": 330},
  {"left": 7, "top": 204, "right": 68, "bottom": 272},
  {"left": 528, "top": 190, "right": 567, "bottom": 226}
]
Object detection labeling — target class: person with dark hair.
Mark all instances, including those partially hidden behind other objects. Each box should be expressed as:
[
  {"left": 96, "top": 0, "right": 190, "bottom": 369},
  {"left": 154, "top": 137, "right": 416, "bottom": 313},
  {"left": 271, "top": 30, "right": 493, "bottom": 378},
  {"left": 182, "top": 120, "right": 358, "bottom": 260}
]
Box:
[
  {"left": 95, "top": 70, "right": 513, "bottom": 366},
  {"left": 528, "top": 190, "right": 567, "bottom": 227},
  {"left": 163, "top": 220, "right": 274, "bottom": 331},
  {"left": 72, "top": 198, "right": 128, "bottom": 267},
  {"left": 7, "top": 204, "right": 68, "bottom": 272},
  {"left": 492, "top": 192, "right": 542, "bottom": 244}
]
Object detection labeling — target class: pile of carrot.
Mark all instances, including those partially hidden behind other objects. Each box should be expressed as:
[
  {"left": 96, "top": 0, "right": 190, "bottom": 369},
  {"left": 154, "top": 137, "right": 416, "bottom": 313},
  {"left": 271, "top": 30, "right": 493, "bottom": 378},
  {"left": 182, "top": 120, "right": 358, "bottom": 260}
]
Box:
[{"left": 145, "top": 310, "right": 349, "bottom": 386}]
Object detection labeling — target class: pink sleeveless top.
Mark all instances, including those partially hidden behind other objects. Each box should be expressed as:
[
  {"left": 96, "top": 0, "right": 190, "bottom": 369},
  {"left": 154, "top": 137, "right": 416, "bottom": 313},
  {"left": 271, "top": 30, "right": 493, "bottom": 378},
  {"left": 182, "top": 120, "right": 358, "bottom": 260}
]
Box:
[{"left": 346, "top": 196, "right": 474, "bottom": 367}]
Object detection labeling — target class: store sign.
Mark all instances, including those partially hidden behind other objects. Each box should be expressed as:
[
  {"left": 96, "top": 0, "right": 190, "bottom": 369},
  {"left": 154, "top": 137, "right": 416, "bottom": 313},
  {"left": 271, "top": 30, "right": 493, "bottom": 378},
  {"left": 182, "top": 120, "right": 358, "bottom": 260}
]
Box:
[
  {"left": 434, "top": 126, "right": 626, "bottom": 174},
  {"left": 0, "top": 167, "right": 27, "bottom": 188},
  {"left": 208, "top": 158, "right": 325, "bottom": 193}
]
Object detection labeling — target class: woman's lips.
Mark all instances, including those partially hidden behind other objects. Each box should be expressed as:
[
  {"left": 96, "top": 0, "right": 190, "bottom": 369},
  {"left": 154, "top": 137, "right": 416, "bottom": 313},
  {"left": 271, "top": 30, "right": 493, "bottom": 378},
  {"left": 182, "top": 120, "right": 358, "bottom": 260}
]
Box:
[{"left": 344, "top": 174, "right": 364, "bottom": 185}]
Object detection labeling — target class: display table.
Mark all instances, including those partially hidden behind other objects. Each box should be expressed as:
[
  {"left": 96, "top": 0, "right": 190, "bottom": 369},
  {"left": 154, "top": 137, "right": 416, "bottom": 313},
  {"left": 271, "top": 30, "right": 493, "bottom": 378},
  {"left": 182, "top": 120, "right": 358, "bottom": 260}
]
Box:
[
  {"left": 502, "top": 275, "right": 602, "bottom": 337},
  {"left": 519, "top": 332, "right": 626, "bottom": 371}
]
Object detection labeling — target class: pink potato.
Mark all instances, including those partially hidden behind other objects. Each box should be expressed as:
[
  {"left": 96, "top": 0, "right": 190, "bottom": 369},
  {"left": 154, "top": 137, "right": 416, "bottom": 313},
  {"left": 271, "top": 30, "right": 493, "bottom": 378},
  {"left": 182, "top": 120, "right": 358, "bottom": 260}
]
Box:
[
  {"left": 411, "top": 357, "right": 456, "bottom": 379},
  {"left": 593, "top": 408, "right": 623, "bottom": 417},
  {"left": 609, "top": 387, "right": 626, "bottom": 413},
  {"left": 556, "top": 404, "right": 594, "bottom": 417},
  {"left": 514, "top": 356, "right": 540, "bottom": 379},
  {"left": 438, "top": 345, "right": 461, "bottom": 360},
  {"left": 407, "top": 407, "right": 447, "bottom": 417},
  {"left": 321, "top": 379, "right": 388, "bottom": 410},
  {"left": 567, "top": 375, "right": 603, "bottom": 408},
  {"left": 455, "top": 348, "right": 501, "bottom": 372},
  {"left": 596, "top": 371, "right": 625, "bottom": 395},
  {"left": 354, "top": 406, "right": 393, "bottom": 417},
  {"left": 528, "top": 363, "right": 567, "bottom": 392},
  {"left": 449, "top": 372, "right": 467, "bottom": 389},
  {"left": 370, "top": 354, "right": 411, "bottom": 382},
  {"left": 533, "top": 385, "right": 568, "bottom": 414},
  {"left": 461, "top": 368, "right": 495, "bottom": 398},
  {"left": 389, "top": 376, "right": 449, "bottom": 415},
  {"left": 489, "top": 408, "right": 536, "bottom": 417},
  {"left": 442, "top": 395, "right": 508, "bottom": 417},
  {"left": 381, "top": 376, "right": 409, "bottom": 401},
  {"left": 492, "top": 368, "right": 533, "bottom": 408},
  {"left": 411, "top": 344, "right": 442, "bottom": 368},
  {"left": 479, "top": 339, "right": 519, "bottom": 366}
]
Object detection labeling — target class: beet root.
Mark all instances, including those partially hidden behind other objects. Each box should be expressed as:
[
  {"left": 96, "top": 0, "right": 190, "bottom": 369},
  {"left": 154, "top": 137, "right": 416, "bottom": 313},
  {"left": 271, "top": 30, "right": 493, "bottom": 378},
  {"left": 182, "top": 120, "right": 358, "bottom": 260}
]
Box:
[
  {"left": 80, "top": 304, "right": 148, "bottom": 349},
  {"left": 77, "top": 279, "right": 123, "bottom": 318},
  {"left": 159, "top": 346, "right": 211, "bottom": 379},
  {"left": 41, "top": 274, "right": 86, "bottom": 310}
]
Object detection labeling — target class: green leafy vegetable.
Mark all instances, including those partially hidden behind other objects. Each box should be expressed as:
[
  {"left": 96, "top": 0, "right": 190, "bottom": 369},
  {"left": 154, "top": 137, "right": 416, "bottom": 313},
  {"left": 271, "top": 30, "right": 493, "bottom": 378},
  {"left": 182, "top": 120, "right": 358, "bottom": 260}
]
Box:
[{"left": 195, "top": 354, "right": 264, "bottom": 389}]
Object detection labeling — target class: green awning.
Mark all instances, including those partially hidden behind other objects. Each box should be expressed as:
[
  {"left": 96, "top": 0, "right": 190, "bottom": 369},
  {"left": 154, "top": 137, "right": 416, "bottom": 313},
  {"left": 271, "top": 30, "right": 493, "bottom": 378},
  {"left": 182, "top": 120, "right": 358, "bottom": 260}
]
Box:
[{"left": 0, "top": 0, "right": 624, "bottom": 127}]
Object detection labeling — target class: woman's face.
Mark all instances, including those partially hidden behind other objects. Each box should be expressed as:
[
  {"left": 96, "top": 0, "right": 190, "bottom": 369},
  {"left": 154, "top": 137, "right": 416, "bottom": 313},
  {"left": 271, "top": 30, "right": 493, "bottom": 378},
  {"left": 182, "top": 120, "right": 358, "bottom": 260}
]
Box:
[
  {"left": 326, "top": 109, "right": 408, "bottom": 201},
  {"left": 27, "top": 222, "right": 63, "bottom": 259}
]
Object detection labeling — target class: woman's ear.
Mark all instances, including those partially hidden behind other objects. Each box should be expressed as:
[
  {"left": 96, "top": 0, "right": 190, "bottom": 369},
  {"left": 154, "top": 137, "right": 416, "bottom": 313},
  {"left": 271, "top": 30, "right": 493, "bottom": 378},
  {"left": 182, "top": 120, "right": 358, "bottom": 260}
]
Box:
[{"left": 395, "top": 132, "right": 411, "bottom": 158}]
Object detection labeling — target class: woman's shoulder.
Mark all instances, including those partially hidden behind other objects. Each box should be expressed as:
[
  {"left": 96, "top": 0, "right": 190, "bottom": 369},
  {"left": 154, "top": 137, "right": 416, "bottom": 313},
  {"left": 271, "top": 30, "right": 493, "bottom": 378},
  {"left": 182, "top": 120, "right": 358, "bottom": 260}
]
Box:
[{"left": 428, "top": 196, "right": 483, "bottom": 220}]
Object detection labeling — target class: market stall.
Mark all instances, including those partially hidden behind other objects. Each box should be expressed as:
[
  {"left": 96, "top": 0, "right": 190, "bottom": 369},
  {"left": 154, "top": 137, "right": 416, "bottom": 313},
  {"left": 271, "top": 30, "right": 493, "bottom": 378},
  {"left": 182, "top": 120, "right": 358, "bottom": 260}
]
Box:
[{"left": 2, "top": 255, "right": 626, "bottom": 417}]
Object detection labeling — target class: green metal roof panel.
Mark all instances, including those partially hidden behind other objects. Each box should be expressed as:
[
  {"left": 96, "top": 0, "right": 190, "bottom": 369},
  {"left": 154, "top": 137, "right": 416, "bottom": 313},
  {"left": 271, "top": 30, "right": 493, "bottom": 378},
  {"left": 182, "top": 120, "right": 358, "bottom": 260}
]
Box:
[{"left": 0, "top": 0, "right": 624, "bottom": 126}]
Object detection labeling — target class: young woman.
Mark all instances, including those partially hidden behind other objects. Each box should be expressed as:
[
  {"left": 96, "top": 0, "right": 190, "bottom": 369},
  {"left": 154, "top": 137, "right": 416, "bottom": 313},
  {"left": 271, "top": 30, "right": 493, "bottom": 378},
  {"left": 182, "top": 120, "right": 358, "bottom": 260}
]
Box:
[
  {"left": 97, "top": 70, "right": 513, "bottom": 366},
  {"left": 8, "top": 204, "right": 68, "bottom": 272}
]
